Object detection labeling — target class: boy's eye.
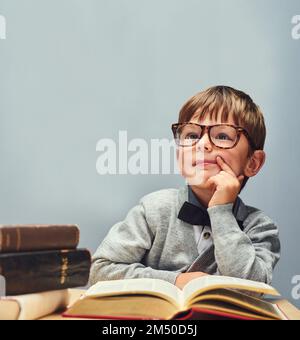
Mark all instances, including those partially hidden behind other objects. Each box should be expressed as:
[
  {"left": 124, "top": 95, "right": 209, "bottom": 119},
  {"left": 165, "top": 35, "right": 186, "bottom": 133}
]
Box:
[
  {"left": 215, "top": 133, "right": 232, "bottom": 141},
  {"left": 185, "top": 133, "right": 200, "bottom": 140}
]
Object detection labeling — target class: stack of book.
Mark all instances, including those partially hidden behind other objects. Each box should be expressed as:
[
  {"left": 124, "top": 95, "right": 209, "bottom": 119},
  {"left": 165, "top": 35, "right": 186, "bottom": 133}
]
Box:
[{"left": 0, "top": 224, "right": 91, "bottom": 320}]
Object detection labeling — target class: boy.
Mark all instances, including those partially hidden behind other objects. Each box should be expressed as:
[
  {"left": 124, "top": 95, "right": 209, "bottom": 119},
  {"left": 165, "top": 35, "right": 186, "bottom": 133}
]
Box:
[{"left": 89, "top": 86, "right": 280, "bottom": 289}]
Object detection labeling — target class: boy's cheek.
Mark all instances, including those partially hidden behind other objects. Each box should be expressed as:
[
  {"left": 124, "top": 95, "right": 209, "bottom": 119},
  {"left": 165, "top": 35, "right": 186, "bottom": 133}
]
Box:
[
  {"left": 177, "top": 147, "right": 203, "bottom": 164},
  {"left": 219, "top": 153, "right": 244, "bottom": 176},
  {"left": 177, "top": 149, "right": 197, "bottom": 171},
  {"left": 177, "top": 151, "right": 201, "bottom": 181}
]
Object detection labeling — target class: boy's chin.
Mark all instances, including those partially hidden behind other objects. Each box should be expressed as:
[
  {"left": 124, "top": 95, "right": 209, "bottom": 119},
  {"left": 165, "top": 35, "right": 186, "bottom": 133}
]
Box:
[
  {"left": 185, "top": 173, "right": 215, "bottom": 188},
  {"left": 182, "top": 167, "right": 220, "bottom": 186},
  {"left": 186, "top": 177, "right": 208, "bottom": 187}
]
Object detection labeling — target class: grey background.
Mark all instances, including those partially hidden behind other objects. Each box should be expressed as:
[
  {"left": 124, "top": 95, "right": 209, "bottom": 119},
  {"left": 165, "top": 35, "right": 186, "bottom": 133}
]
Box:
[{"left": 0, "top": 0, "right": 299, "bottom": 307}]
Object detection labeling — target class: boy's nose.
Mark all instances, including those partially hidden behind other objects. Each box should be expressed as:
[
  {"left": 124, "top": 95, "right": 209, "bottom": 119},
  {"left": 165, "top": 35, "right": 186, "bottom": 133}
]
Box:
[{"left": 196, "top": 132, "right": 213, "bottom": 152}]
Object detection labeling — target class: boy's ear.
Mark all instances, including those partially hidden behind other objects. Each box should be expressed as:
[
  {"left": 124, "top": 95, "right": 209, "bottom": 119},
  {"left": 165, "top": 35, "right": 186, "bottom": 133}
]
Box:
[{"left": 244, "top": 150, "right": 266, "bottom": 178}]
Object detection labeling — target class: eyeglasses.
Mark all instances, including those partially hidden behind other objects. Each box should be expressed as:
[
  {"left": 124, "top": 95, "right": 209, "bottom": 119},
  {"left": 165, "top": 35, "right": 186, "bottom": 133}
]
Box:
[{"left": 171, "top": 123, "right": 257, "bottom": 150}]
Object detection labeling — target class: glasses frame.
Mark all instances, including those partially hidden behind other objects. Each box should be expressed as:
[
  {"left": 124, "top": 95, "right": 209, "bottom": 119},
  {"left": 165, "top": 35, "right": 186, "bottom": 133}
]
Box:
[{"left": 171, "top": 123, "right": 257, "bottom": 150}]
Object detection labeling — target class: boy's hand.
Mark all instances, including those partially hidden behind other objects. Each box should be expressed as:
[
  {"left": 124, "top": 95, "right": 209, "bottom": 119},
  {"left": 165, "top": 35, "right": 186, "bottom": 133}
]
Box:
[
  {"left": 175, "top": 272, "right": 209, "bottom": 290},
  {"left": 205, "top": 156, "right": 245, "bottom": 209}
]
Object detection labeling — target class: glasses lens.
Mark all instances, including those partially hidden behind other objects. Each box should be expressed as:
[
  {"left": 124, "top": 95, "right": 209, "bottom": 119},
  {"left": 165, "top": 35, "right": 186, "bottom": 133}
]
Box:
[
  {"left": 174, "top": 124, "right": 202, "bottom": 146},
  {"left": 210, "top": 125, "right": 238, "bottom": 148}
]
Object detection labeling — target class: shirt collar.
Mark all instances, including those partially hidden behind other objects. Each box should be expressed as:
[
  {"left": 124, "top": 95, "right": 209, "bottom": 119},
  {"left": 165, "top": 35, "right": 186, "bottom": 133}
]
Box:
[{"left": 178, "top": 186, "right": 248, "bottom": 230}]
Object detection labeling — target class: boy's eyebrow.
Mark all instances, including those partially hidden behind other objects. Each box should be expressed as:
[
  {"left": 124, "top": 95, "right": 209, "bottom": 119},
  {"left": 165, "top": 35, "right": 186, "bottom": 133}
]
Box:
[{"left": 189, "top": 121, "right": 236, "bottom": 126}]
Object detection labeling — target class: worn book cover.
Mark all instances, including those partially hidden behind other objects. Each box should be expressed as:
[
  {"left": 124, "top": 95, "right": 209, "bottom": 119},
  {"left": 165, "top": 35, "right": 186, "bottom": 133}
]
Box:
[
  {"left": 0, "top": 224, "right": 80, "bottom": 253},
  {"left": 0, "top": 249, "right": 91, "bottom": 295}
]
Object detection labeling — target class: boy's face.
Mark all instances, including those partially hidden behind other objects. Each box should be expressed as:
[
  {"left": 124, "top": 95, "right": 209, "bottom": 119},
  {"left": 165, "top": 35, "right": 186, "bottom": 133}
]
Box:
[{"left": 177, "top": 114, "right": 256, "bottom": 187}]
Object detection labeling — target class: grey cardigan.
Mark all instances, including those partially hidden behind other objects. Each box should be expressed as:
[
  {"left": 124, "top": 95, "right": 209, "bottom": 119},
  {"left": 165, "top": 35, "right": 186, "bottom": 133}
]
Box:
[{"left": 89, "top": 186, "right": 280, "bottom": 286}]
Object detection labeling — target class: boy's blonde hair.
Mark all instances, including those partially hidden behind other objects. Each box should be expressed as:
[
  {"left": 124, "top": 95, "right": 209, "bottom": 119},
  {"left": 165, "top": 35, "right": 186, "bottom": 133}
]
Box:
[{"left": 178, "top": 85, "right": 266, "bottom": 190}]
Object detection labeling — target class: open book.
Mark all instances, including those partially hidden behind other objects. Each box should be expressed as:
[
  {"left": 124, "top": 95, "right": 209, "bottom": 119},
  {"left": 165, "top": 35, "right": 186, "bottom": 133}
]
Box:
[{"left": 63, "top": 276, "right": 287, "bottom": 320}]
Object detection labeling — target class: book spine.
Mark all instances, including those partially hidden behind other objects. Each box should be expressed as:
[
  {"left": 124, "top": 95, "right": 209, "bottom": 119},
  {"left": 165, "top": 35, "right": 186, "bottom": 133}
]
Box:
[
  {"left": 0, "top": 249, "right": 91, "bottom": 295},
  {"left": 0, "top": 225, "right": 80, "bottom": 253}
]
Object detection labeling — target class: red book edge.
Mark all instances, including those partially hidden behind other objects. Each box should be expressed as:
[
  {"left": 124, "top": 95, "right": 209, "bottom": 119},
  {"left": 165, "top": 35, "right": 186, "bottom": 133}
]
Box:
[{"left": 62, "top": 306, "right": 259, "bottom": 321}]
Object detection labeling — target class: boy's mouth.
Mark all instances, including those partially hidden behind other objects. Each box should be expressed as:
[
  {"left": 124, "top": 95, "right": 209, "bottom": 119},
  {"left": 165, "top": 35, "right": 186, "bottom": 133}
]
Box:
[{"left": 193, "top": 159, "right": 217, "bottom": 167}]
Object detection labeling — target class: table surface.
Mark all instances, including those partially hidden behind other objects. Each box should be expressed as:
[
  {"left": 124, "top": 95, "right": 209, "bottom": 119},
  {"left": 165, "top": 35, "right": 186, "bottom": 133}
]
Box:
[{"left": 39, "top": 289, "right": 300, "bottom": 320}]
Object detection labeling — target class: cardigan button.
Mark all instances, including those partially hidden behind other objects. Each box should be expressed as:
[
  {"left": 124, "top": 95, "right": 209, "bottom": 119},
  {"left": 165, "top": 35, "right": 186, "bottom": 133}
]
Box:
[{"left": 203, "top": 232, "right": 211, "bottom": 240}]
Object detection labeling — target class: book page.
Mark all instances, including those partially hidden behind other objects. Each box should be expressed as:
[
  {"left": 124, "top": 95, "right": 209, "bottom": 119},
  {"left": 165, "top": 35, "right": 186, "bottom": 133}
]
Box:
[
  {"left": 188, "top": 289, "right": 284, "bottom": 320},
  {"left": 85, "top": 279, "right": 184, "bottom": 308},
  {"left": 182, "top": 276, "right": 280, "bottom": 306}
]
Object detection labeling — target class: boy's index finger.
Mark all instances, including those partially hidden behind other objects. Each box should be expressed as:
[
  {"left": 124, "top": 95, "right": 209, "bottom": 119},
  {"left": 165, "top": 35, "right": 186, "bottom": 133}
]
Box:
[{"left": 216, "top": 156, "right": 236, "bottom": 177}]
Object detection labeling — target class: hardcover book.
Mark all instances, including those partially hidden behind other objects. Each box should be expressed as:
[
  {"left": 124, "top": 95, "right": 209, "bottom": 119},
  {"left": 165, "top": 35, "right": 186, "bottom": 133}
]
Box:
[
  {"left": 0, "top": 249, "right": 91, "bottom": 295},
  {"left": 0, "top": 289, "right": 69, "bottom": 320},
  {"left": 63, "top": 276, "right": 288, "bottom": 320},
  {"left": 0, "top": 224, "right": 80, "bottom": 253}
]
